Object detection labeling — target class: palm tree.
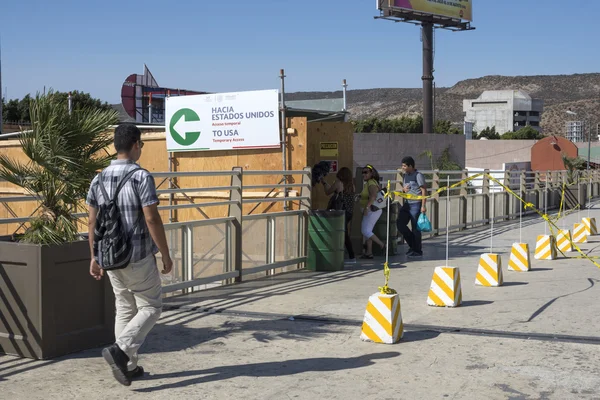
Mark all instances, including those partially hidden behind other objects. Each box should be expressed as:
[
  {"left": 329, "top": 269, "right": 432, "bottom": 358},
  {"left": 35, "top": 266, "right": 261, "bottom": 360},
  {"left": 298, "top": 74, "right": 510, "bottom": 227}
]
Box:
[
  {"left": 561, "top": 153, "right": 586, "bottom": 185},
  {"left": 0, "top": 90, "right": 118, "bottom": 244}
]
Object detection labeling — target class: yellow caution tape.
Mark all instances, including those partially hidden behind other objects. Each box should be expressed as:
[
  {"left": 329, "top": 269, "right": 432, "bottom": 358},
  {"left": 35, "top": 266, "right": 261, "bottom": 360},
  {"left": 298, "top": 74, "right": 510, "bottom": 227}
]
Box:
[
  {"left": 390, "top": 174, "right": 598, "bottom": 268},
  {"left": 378, "top": 261, "right": 397, "bottom": 295},
  {"left": 485, "top": 174, "right": 600, "bottom": 269},
  {"left": 380, "top": 180, "right": 398, "bottom": 294},
  {"left": 378, "top": 173, "right": 599, "bottom": 294}
]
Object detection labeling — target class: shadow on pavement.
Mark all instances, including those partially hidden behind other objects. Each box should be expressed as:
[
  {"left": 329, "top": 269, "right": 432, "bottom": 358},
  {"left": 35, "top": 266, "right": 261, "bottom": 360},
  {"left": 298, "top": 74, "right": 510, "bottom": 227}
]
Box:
[
  {"left": 524, "top": 278, "right": 600, "bottom": 323},
  {"left": 144, "top": 317, "right": 348, "bottom": 354},
  {"left": 163, "top": 268, "right": 379, "bottom": 314},
  {"left": 0, "top": 357, "right": 56, "bottom": 381},
  {"left": 459, "top": 300, "right": 494, "bottom": 307},
  {"left": 133, "top": 352, "right": 401, "bottom": 393},
  {"left": 401, "top": 329, "right": 441, "bottom": 343}
]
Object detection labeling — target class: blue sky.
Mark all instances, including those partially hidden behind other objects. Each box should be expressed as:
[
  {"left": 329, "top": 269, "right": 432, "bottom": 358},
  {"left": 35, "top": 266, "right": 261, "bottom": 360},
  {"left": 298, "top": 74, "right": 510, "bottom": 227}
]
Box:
[{"left": 2, "top": 0, "right": 599, "bottom": 104}]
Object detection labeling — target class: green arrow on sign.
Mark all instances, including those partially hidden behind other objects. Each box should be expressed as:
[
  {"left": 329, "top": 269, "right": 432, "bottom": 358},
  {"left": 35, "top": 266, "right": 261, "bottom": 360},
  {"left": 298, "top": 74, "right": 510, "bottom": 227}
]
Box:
[{"left": 169, "top": 108, "right": 201, "bottom": 146}]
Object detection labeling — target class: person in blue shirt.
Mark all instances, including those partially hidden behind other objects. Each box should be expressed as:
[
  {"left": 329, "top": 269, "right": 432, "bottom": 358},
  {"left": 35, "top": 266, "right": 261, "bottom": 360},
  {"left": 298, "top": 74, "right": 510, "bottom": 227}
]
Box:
[{"left": 397, "top": 156, "right": 427, "bottom": 258}]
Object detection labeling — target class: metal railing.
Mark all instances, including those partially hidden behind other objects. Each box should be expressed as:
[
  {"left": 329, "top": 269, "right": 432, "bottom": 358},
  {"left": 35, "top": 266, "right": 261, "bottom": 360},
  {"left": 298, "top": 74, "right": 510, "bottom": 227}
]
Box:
[
  {"left": 0, "top": 167, "right": 312, "bottom": 296},
  {"left": 372, "top": 168, "right": 600, "bottom": 238}
]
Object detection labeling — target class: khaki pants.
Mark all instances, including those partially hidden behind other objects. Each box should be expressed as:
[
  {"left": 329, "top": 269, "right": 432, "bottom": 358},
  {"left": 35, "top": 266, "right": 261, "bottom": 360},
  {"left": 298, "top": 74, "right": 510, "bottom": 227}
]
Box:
[{"left": 107, "top": 254, "right": 162, "bottom": 371}]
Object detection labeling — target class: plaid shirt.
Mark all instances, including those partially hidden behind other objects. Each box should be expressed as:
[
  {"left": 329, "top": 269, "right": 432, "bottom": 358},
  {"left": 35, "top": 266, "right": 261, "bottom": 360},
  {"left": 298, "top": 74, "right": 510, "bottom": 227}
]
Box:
[{"left": 86, "top": 159, "right": 159, "bottom": 266}]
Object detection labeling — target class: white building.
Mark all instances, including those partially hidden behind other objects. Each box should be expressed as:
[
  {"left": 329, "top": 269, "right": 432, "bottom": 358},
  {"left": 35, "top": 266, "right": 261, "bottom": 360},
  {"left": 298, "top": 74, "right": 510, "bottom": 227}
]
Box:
[
  {"left": 565, "top": 121, "right": 585, "bottom": 143},
  {"left": 463, "top": 90, "right": 544, "bottom": 136}
]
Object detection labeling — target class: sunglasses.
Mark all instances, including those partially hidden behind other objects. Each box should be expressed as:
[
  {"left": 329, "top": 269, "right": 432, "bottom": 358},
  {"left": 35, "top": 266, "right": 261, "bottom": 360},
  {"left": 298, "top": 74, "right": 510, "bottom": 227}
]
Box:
[
  {"left": 139, "top": 140, "right": 145, "bottom": 149},
  {"left": 362, "top": 170, "right": 370, "bottom": 175}
]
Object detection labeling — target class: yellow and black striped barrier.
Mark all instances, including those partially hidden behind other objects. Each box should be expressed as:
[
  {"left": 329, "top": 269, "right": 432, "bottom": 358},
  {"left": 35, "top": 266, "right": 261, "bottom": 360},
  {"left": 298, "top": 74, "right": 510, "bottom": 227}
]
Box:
[{"left": 382, "top": 173, "right": 600, "bottom": 269}]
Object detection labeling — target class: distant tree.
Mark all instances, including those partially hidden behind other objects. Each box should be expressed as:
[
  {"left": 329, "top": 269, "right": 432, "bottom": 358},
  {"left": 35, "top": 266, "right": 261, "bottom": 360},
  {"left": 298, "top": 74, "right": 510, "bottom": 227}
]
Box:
[
  {"left": 476, "top": 126, "right": 500, "bottom": 140},
  {"left": 2, "top": 98, "right": 21, "bottom": 122},
  {"left": 54, "top": 90, "right": 112, "bottom": 113},
  {"left": 353, "top": 116, "right": 423, "bottom": 134},
  {"left": 2, "top": 90, "right": 111, "bottom": 123},
  {"left": 501, "top": 126, "right": 544, "bottom": 140},
  {"left": 433, "top": 120, "right": 461, "bottom": 135},
  {"left": 17, "top": 94, "right": 31, "bottom": 122}
]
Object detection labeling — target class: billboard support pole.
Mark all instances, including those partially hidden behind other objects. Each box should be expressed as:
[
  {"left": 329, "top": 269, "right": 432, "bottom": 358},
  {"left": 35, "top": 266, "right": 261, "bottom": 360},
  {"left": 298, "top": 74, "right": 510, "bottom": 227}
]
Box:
[
  {"left": 422, "top": 22, "right": 434, "bottom": 134},
  {"left": 280, "top": 69, "right": 288, "bottom": 211}
]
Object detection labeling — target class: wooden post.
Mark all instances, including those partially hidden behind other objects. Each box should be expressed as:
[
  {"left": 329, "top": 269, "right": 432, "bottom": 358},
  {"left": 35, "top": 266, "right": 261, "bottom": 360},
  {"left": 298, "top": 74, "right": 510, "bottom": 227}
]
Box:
[
  {"left": 229, "top": 167, "right": 243, "bottom": 283},
  {"left": 394, "top": 168, "right": 403, "bottom": 196}
]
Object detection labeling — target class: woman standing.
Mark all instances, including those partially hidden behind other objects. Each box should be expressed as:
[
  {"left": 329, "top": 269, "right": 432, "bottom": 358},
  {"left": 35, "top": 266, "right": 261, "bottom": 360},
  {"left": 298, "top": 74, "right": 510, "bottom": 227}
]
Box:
[
  {"left": 322, "top": 167, "right": 356, "bottom": 263},
  {"left": 359, "top": 164, "right": 385, "bottom": 259}
]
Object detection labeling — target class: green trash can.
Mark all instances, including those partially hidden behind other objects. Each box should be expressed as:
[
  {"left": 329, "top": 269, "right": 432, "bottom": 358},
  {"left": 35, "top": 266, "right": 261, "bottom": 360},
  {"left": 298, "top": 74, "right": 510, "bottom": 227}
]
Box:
[
  {"left": 373, "top": 202, "right": 400, "bottom": 256},
  {"left": 307, "top": 210, "right": 345, "bottom": 271}
]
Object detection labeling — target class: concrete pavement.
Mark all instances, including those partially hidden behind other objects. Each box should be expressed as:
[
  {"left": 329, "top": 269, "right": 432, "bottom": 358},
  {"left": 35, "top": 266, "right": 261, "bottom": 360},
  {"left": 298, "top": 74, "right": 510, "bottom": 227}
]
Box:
[{"left": 2, "top": 207, "right": 600, "bottom": 399}]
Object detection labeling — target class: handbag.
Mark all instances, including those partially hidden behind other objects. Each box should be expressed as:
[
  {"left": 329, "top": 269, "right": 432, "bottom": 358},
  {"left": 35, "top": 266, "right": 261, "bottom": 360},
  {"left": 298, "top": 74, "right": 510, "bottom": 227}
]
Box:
[
  {"left": 371, "top": 189, "right": 387, "bottom": 210},
  {"left": 327, "top": 191, "right": 344, "bottom": 211}
]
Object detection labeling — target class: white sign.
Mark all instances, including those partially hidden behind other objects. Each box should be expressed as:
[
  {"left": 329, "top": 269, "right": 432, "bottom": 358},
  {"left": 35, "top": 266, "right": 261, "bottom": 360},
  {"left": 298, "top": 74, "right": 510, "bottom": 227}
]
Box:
[{"left": 165, "top": 89, "right": 281, "bottom": 152}]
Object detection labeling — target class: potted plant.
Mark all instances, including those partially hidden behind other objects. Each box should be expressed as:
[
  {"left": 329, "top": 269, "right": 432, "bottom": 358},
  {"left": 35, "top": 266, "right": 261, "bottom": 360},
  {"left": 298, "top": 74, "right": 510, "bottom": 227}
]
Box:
[
  {"left": 0, "top": 91, "right": 119, "bottom": 359},
  {"left": 561, "top": 154, "right": 587, "bottom": 210}
]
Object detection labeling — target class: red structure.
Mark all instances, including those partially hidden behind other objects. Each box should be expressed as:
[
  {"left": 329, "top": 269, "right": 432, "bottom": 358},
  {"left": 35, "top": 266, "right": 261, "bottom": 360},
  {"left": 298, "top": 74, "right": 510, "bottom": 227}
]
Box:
[
  {"left": 121, "top": 65, "right": 207, "bottom": 124},
  {"left": 531, "top": 135, "right": 578, "bottom": 171}
]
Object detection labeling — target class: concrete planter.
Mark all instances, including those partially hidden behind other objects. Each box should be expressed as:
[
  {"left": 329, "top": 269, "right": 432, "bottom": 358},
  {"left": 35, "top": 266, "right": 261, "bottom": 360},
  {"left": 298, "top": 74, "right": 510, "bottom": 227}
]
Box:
[{"left": 0, "top": 239, "right": 115, "bottom": 359}]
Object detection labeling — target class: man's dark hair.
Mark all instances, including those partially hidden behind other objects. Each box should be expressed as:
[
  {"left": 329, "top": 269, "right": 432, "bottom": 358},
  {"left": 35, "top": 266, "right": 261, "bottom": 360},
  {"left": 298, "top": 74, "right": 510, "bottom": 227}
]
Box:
[
  {"left": 402, "top": 156, "right": 415, "bottom": 168},
  {"left": 114, "top": 123, "right": 141, "bottom": 153}
]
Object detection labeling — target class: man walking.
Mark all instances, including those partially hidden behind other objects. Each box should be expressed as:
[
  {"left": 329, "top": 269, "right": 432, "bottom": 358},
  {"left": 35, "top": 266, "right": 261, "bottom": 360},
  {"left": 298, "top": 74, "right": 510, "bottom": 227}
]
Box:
[
  {"left": 397, "top": 156, "right": 427, "bottom": 258},
  {"left": 87, "top": 123, "right": 173, "bottom": 386}
]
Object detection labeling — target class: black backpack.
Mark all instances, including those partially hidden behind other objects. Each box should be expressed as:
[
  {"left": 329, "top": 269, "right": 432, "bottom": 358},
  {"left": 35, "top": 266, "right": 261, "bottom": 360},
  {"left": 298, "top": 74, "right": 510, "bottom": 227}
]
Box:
[
  {"left": 327, "top": 191, "right": 344, "bottom": 211},
  {"left": 93, "top": 168, "right": 142, "bottom": 270}
]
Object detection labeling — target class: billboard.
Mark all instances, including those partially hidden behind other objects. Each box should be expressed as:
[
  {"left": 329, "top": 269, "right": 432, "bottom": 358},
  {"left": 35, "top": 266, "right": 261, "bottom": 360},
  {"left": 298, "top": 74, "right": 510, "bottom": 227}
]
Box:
[
  {"left": 379, "top": 0, "right": 472, "bottom": 22},
  {"left": 165, "top": 89, "right": 280, "bottom": 152}
]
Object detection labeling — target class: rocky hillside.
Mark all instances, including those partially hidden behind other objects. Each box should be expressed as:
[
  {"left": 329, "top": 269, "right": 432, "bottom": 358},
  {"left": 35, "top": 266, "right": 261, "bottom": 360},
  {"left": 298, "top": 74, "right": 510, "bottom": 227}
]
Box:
[{"left": 286, "top": 73, "right": 600, "bottom": 135}]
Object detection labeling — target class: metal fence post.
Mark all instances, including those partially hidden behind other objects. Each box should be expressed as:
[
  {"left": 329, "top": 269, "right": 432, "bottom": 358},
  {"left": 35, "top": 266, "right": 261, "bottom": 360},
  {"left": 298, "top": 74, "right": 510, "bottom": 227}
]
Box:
[
  {"left": 554, "top": 170, "right": 561, "bottom": 208},
  {"left": 267, "top": 216, "right": 276, "bottom": 276},
  {"left": 482, "top": 169, "right": 490, "bottom": 225},
  {"left": 503, "top": 170, "right": 510, "bottom": 220},
  {"left": 520, "top": 171, "right": 526, "bottom": 215},
  {"left": 432, "top": 170, "right": 440, "bottom": 235},
  {"left": 460, "top": 170, "right": 468, "bottom": 230},
  {"left": 181, "top": 224, "right": 194, "bottom": 294},
  {"left": 546, "top": 170, "right": 551, "bottom": 210},
  {"left": 534, "top": 171, "right": 541, "bottom": 211},
  {"left": 298, "top": 166, "right": 312, "bottom": 269},
  {"left": 229, "top": 167, "right": 243, "bottom": 283}
]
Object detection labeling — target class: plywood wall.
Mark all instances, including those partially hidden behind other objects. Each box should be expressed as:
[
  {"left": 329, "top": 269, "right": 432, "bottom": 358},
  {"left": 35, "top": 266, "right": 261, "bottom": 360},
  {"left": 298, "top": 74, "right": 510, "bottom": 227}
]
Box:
[
  {"left": 0, "top": 118, "right": 355, "bottom": 237},
  {"left": 0, "top": 118, "right": 315, "bottom": 235},
  {"left": 306, "top": 121, "right": 354, "bottom": 210}
]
